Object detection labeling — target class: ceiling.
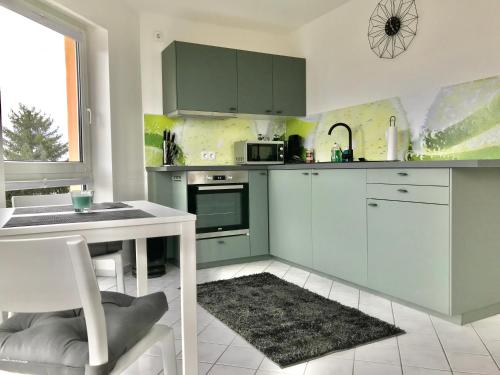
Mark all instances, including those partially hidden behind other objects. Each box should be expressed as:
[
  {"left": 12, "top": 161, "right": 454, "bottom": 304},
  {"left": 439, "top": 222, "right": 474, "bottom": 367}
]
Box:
[{"left": 123, "top": 0, "right": 351, "bottom": 33}]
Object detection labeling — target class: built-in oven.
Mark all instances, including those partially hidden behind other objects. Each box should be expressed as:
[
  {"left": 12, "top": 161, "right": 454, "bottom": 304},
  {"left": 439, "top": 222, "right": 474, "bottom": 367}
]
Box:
[{"left": 187, "top": 171, "right": 249, "bottom": 239}]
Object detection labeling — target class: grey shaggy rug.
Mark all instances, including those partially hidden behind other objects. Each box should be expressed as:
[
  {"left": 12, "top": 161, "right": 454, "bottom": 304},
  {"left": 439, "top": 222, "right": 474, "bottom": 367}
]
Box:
[{"left": 197, "top": 272, "right": 404, "bottom": 367}]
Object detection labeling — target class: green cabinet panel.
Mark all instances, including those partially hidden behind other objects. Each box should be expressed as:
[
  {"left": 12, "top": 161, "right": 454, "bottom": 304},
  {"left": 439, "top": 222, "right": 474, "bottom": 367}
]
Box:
[
  {"left": 237, "top": 51, "right": 273, "bottom": 115},
  {"left": 273, "top": 55, "right": 306, "bottom": 117},
  {"left": 312, "top": 170, "right": 367, "bottom": 286},
  {"left": 249, "top": 170, "right": 269, "bottom": 256},
  {"left": 269, "top": 170, "right": 312, "bottom": 267},
  {"left": 163, "top": 41, "right": 238, "bottom": 115},
  {"left": 367, "top": 199, "right": 450, "bottom": 314},
  {"left": 162, "top": 41, "right": 305, "bottom": 117},
  {"left": 197, "top": 235, "right": 250, "bottom": 264}
]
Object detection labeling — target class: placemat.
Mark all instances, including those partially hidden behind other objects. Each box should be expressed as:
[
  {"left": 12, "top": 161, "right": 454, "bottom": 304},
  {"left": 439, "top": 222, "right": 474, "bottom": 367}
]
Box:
[
  {"left": 3, "top": 209, "right": 154, "bottom": 228},
  {"left": 13, "top": 202, "right": 131, "bottom": 215}
]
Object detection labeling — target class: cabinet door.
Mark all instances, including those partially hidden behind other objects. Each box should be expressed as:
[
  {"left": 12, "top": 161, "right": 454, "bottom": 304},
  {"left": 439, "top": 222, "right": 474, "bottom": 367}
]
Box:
[
  {"left": 312, "top": 170, "right": 367, "bottom": 286},
  {"left": 249, "top": 170, "right": 269, "bottom": 256},
  {"left": 197, "top": 235, "right": 250, "bottom": 264},
  {"left": 272, "top": 55, "right": 306, "bottom": 116},
  {"left": 367, "top": 199, "right": 450, "bottom": 314},
  {"left": 176, "top": 42, "right": 237, "bottom": 113},
  {"left": 269, "top": 170, "right": 312, "bottom": 267},
  {"left": 237, "top": 51, "right": 273, "bottom": 115}
]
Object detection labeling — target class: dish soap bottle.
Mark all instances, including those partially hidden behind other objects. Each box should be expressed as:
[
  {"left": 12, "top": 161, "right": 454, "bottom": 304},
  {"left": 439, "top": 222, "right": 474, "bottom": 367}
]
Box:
[{"left": 331, "top": 143, "right": 343, "bottom": 163}]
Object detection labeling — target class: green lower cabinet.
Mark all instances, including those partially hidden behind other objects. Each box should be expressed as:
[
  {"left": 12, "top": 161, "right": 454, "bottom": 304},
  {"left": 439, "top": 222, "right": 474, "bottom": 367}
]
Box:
[
  {"left": 249, "top": 170, "right": 269, "bottom": 256},
  {"left": 196, "top": 235, "right": 250, "bottom": 264},
  {"left": 269, "top": 170, "right": 312, "bottom": 267},
  {"left": 367, "top": 199, "right": 450, "bottom": 314},
  {"left": 312, "top": 170, "right": 367, "bottom": 286}
]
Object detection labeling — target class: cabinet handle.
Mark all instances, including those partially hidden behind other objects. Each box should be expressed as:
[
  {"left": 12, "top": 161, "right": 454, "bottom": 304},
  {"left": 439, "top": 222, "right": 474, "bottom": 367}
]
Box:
[
  {"left": 259, "top": 172, "right": 267, "bottom": 176},
  {"left": 368, "top": 202, "right": 378, "bottom": 207},
  {"left": 312, "top": 172, "right": 319, "bottom": 176},
  {"left": 229, "top": 107, "right": 237, "bottom": 112},
  {"left": 265, "top": 110, "right": 272, "bottom": 113},
  {"left": 302, "top": 172, "right": 310, "bottom": 175},
  {"left": 276, "top": 110, "right": 283, "bottom": 114},
  {"left": 217, "top": 240, "right": 225, "bottom": 244},
  {"left": 397, "top": 172, "right": 409, "bottom": 176},
  {"left": 397, "top": 188, "right": 409, "bottom": 193}
]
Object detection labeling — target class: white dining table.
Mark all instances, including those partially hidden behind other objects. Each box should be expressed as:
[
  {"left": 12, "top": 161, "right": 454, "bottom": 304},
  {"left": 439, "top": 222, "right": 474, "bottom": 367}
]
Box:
[{"left": 0, "top": 200, "right": 198, "bottom": 375}]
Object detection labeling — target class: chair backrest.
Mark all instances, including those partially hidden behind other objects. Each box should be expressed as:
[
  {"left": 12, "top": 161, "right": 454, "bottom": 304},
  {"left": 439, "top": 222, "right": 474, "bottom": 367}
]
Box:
[
  {"left": 0, "top": 236, "right": 108, "bottom": 366},
  {"left": 12, "top": 193, "right": 72, "bottom": 208}
]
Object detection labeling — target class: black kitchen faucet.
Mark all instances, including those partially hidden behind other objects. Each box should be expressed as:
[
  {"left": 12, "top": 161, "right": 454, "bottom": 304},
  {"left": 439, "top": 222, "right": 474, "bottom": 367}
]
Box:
[{"left": 328, "top": 123, "right": 354, "bottom": 162}]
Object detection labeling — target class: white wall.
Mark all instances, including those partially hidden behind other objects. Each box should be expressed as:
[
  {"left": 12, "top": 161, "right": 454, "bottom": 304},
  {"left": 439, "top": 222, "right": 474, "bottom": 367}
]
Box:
[
  {"left": 47, "top": 0, "right": 145, "bottom": 201},
  {"left": 295, "top": 0, "right": 500, "bottom": 115},
  {"left": 139, "top": 12, "right": 300, "bottom": 115}
]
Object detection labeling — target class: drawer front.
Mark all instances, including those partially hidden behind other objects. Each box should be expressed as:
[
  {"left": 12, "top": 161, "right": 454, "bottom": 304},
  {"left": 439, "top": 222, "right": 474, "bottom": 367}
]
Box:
[
  {"left": 367, "top": 184, "right": 449, "bottom": 205},
  {"left": 197, "top": 235, "right": 250, "bottom": 264},
  {"left": 367, "top": 169, "right": 449, "bottom": 186}
]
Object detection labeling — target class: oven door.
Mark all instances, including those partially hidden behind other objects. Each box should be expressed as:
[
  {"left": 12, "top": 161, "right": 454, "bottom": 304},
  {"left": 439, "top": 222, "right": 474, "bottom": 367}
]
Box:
[{"left": 188, "top": 184, "right": 249, "bottom": 239}]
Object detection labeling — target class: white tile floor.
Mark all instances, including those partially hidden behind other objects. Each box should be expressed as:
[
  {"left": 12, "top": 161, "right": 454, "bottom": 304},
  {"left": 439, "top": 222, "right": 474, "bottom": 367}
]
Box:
[{"left": 97, "top": 259, "right": 500, "bottom": 375}]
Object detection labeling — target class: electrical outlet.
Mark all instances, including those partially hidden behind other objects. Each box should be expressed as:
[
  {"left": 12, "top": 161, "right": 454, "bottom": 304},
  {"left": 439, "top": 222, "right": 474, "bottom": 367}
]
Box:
[{"left": 201, "top": 151, "right": 216, "bottom": 160}]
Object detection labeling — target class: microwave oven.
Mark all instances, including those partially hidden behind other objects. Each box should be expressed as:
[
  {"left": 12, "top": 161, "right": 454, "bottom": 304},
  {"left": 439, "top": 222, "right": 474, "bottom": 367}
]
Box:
[{"left": 234, "top": 141, "right": 285, "bottom": 165}]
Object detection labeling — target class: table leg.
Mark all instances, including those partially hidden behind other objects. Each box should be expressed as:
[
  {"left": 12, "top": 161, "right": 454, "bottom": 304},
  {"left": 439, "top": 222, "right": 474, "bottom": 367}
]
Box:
[
  {"left": 135, "top": 238, "right": 148, "bottom": 297},
  {"left": 179, "top": 221, "right": 198, "bottom": 375}
]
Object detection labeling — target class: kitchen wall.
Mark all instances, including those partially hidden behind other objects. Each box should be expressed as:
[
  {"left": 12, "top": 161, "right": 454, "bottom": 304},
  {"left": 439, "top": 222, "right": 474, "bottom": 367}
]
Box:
[
  {"left": 294, "top": 0, "right": 500, "bottom": 116},
  {"left": 144, "top": 115, "right": 285, "bottom": 166},
  {"left": 289, "top": 75, "right": 500, "bottom": 162},
  {"left": 139, "top": 12, "right": 299, "bottom": 115},
  {"left": 142, "top": 0, "right": 500, "bottom": 166},
  {"left": 139, "top": 11, "right": 298, "bottom": 166},
  {"left": 282, "top": 0, "right": 500, "bottom": 162}
]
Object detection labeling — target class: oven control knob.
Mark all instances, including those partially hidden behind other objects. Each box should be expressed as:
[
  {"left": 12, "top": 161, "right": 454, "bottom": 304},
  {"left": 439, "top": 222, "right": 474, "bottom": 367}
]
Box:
[
  {"left": 279, "top": 154, "right": 284, "bottom": 158},
  {"left": 206, "top": 176, "right": 213, "bottom": 180},
  {"left": 227, "top": 176, "right": 233, "bottom": 180},
  {"left": 279, "top": 147, "right": 284, "bottom": 151}
]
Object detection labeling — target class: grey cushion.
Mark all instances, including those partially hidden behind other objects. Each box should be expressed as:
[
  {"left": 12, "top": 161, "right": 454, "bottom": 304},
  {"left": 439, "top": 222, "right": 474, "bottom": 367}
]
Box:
[
  {"left": 88, "top": 241, "right": 123, "bottom": 258},
  {"left": 0, "top": 291, "right": 168, "bottom": 375}
]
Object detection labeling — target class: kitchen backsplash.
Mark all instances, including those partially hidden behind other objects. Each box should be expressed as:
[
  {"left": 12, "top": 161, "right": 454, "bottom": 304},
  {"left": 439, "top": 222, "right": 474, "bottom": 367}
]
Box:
[
  {"left": 144, "top": 74, "right": 500, "bottom": 166},
  {"left": 144, "top": 116, "right": 285, "bottom": 166}
]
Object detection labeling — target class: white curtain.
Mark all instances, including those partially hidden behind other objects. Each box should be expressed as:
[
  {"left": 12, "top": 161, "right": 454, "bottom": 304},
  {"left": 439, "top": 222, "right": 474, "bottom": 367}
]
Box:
[
  {"left": 0, "top": 89, "right": 5, "bottom": 207},
  {"left": 0, "top": 136, "right": 5, "bottom": 208}
]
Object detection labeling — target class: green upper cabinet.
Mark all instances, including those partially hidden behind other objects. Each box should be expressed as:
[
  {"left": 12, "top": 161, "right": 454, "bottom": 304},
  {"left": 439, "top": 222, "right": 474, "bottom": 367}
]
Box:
[
  {"left": 272, "top": 55, "right": 306, "bottom": 117},
  {"left": 237, "top": 51, "right": 273, "bottom": 115},
  {"left": 311, "top": 170, "right": 367, "bottom": 286},
  {"left": 163, "top": 41, "right": 238, "bottom": 116},
  {"left": 162, "top": 41, "right": 306, "bottom": 117},
  {"left": 249, "top": 170, "right": 269, "bottom": 256},
  {"left": 269, "top": 170, "right": 312, "bottom": 268}
]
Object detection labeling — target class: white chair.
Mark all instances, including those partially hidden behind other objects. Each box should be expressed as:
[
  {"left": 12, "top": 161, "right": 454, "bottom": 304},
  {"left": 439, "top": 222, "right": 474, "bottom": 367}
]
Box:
[
  {"left": 12, "top": 193, "right": 125, "bottom": 293},
  {"left": 0, "top": 236, "right": 177, "bottom": 375}
]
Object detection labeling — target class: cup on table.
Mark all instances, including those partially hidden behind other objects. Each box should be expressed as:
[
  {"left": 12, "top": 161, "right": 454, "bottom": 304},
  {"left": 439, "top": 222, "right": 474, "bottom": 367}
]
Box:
[{"left": 71, "top": 190, "right": 94, "bottom": 213}]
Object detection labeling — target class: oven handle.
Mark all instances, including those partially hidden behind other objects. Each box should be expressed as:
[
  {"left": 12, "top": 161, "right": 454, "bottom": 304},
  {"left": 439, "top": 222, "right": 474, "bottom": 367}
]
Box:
[{"left": 198, "top": 185, "right": 245, "bottom": 191}]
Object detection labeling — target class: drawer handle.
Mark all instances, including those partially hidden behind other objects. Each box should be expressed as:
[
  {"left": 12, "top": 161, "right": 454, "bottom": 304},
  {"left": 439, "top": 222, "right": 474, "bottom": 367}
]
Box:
[
  {"left": 259, "top": 172, "right": 267, "bottom": 176},
  {"left": 302, "top": 172, "right": 310, "bottom": 176},
  {"left": 312, "top": 172, "right": 319, "bottom": 176},
  {"left": 397, "top": 172, "right": 409, "bottom": 176},
  {"left": 217, "top": 240, "right": 225, "bottom": 244},
  {"left": 368, "top": 203, "right": 378, "bottom": 207},
  {"left": 397, "top": 189, "right": 409, "bottom": 193}
]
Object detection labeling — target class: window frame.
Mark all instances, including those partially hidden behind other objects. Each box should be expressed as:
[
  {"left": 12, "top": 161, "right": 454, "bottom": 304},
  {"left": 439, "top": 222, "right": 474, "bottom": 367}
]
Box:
[{"left": 0, "top": 0, "right": 92, "bottom": 191}]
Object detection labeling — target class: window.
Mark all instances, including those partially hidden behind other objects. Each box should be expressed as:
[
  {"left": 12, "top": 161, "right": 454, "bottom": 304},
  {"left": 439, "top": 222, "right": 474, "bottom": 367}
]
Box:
[{"left": 0, "top": 0, "right": 91, "bottom": 192}]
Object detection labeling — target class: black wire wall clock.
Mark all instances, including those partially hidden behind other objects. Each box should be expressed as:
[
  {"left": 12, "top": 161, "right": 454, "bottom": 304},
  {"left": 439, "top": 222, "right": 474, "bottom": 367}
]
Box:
[{"left": 368, "top": 0, "right": 418, "bottom": 59}]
